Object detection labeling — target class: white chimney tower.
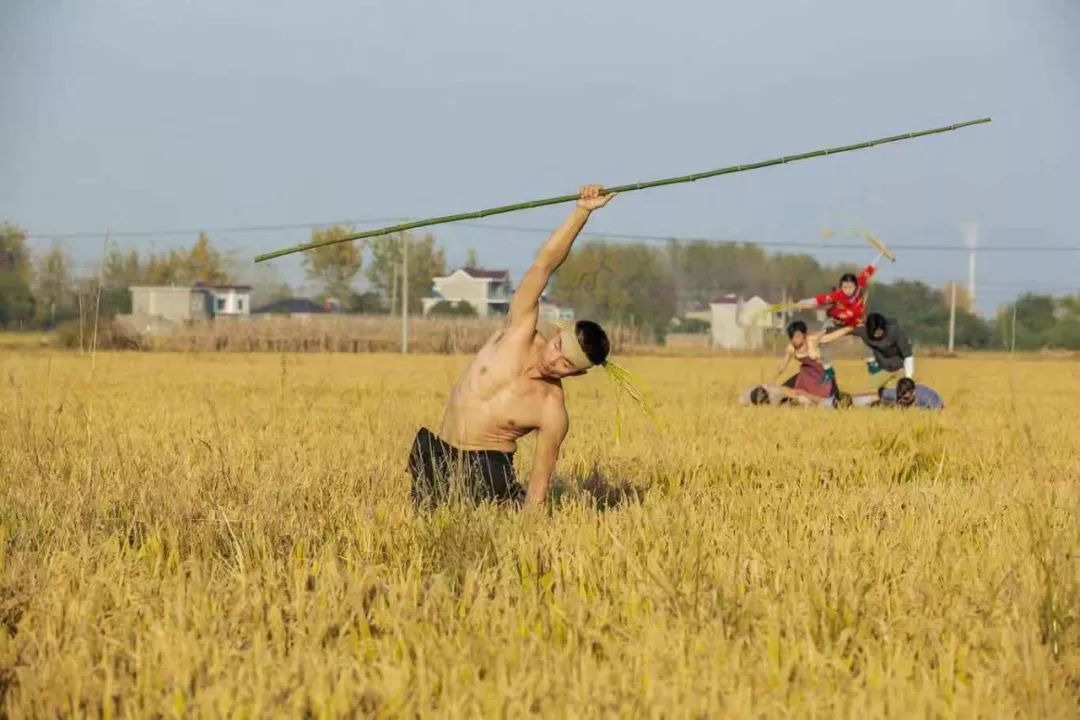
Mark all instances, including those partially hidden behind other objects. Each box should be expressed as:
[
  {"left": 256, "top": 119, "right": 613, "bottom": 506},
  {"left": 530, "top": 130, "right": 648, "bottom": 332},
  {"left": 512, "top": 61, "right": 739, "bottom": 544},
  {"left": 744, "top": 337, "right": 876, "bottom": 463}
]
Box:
[{"left": 963, "top": 222, "right": 978, "bottom": 314}]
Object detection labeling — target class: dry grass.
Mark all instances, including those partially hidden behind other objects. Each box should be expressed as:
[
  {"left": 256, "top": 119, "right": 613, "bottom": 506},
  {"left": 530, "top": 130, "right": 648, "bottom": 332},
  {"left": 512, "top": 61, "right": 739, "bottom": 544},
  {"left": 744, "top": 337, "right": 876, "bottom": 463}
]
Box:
[
  {"left": 113, "top": 316, "right": 654, "bottom": 355},
  {"left": 0, "top": 332, "right": 48, "bottom": 351},
  {"left": 1, "top": 350, "right": 1078, "bottom": 717}
]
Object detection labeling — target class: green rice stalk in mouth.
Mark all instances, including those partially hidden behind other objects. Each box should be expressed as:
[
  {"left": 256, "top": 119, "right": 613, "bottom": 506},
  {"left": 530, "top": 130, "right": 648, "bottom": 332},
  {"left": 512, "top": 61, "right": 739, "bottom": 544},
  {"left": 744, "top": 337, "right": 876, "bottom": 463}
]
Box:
[
  {"left": 602, "top": 360, "right": 661, "bottom": 433},
  {"left": 546, "top": 319, "right": 658, "bottom": 437}
]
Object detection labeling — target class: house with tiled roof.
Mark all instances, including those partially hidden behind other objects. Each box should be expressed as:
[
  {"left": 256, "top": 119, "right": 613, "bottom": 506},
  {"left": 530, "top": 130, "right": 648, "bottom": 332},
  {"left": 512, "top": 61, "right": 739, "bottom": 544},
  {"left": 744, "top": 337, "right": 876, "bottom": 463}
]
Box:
[
  {"left": 422, "top": 267, "right": 513, "bottom": 317},
  {"left": 709, "top": 293, "right": 778, "bottom": 349}
]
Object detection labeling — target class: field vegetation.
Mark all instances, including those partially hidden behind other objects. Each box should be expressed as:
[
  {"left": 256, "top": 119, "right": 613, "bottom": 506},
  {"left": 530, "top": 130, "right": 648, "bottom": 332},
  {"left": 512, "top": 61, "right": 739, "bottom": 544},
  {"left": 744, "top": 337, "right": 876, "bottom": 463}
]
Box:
[{"left": 1, "top": 350, "right": 1077, "bottom": 717}]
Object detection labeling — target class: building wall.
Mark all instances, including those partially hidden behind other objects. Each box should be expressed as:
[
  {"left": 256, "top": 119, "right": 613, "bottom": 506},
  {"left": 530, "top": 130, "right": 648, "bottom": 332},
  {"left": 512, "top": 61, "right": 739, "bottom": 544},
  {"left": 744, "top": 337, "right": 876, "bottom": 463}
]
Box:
[
  {"left": 430, "top": 273, "right": 495, "bottom": 317},
  {"left": 211, "top": 289, "right": 251, "bottom": 315},
  {"left": 710, "top": 304, "right": 744, "bottom": 349},
  {"left": 131, "top": 287, "right": 208, "bottom": 323},
  {"left": 709, "top": 297, "right": 777, "bottom": 350},
  {"left": 736, "top": 297, "right": 770, "bottom": 350},
  {"left": 540, "top": 303, "right": 575, "bottom": 325}
]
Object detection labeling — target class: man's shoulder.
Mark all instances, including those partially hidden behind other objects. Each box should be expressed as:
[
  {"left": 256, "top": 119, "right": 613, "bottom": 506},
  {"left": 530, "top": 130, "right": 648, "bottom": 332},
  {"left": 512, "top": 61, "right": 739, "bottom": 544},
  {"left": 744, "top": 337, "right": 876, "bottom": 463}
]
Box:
[
  {"left": 541, "top": 379, "right": 567, "bottom": 403},
  {"left": 539, "top": 386, "right": 569, "bottom": 432}
]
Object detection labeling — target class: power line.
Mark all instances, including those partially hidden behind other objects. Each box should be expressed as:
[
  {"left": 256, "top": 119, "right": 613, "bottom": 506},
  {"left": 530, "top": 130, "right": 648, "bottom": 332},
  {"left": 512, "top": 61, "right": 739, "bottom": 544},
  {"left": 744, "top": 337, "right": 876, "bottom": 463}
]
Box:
[
  {"left": 25, "top": 216, "right": 406, "bottom": 241},
  {"left": 23, "top": 215, "right": 1080, "bottom": 253},
  {"left": 977, "top": 281, "right": 1079, "bottom": 289},
  {"left": 452, "top": 221, "right": 1080, "bottom": 253}
]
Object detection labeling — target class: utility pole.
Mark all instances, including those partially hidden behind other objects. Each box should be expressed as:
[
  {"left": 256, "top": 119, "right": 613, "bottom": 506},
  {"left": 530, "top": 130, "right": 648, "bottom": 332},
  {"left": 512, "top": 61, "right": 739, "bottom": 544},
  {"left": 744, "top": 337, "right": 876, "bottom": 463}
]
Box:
[
  {"left": 963, "top": 222, "right": 978, "bottom": 314},
  {"left": 401, "top": 234, "right": 409, "bottom": 354},
  {"left": 948, "top": 282, "right": 957, "bottom": 354},
  {"left": 389, "top": 264, "right": 397, "bottom": 317},
  {"left": 1010, "top": 303, "right": 1017, "bottom": 354}
]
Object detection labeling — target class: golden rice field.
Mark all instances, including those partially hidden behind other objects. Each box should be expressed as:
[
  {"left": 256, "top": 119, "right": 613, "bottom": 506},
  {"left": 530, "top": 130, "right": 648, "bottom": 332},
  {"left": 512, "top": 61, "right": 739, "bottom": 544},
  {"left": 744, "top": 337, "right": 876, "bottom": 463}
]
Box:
[{"left": 1, "top": 349, "right": 1078, "bottom": 718}]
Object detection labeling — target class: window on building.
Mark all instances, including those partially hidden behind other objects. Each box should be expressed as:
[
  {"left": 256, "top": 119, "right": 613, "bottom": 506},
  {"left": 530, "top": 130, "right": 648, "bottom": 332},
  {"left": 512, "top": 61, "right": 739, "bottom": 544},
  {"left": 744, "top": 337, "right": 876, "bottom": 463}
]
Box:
[
  {"left": 237, "top": 298, "right": 244, "bottom": 312},
  {"left": 216, "top": 297, "right": 225, "bottom": 311}
]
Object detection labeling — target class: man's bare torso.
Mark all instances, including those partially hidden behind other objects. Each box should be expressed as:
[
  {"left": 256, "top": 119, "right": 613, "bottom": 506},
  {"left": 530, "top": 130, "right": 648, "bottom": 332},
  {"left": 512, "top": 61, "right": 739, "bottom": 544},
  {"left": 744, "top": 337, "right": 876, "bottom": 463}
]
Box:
[{"left": 439, "top": 329, "right": 567, "bottom": 453}]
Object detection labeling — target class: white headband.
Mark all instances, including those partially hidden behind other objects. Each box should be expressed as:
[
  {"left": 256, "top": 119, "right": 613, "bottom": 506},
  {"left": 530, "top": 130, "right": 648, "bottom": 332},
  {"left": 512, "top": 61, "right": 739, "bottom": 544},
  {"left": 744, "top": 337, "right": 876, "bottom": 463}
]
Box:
[{"left": 559, "top": 328, "right": 595, "bottom": 370}]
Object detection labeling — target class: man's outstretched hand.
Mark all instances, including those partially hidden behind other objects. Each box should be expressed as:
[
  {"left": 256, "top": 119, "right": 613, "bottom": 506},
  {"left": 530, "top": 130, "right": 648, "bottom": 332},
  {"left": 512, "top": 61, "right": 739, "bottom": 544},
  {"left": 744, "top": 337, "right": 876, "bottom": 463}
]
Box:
[{"left": 577, "top": 184, "right": 616, "bottom": 211}]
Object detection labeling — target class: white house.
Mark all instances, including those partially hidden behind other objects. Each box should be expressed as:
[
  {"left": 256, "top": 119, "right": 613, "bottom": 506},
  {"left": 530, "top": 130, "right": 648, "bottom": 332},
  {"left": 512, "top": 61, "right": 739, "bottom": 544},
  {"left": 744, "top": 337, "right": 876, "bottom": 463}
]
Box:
[
  {"left": 422, "top": 267, "right": 513, "bottom": 317},
  {"left": 540, "top": 301, "right": 575, "bottom": 325},
  {"left": 128, "top": 283, "right": 252, "bottom": 327},
  {"left": 202, "top": 284, "right": 251, "bottom": 316},
  {"left": 709, "top": 293, "right": 780, "bottom": 349}
]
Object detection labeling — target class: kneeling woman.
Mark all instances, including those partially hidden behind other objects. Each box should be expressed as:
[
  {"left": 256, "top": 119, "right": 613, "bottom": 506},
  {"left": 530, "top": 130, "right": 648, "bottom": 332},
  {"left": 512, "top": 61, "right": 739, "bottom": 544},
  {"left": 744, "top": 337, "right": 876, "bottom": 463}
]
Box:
[{"left": 772, "top": 321, "right": 849, "bottom": 405}]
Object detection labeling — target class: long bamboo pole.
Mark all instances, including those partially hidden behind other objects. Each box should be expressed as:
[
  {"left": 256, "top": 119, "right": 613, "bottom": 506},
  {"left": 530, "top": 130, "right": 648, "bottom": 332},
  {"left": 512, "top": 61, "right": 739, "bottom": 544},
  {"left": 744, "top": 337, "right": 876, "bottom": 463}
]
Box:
[{"left": 255, "top": 117, "right": 990, "bottom": 263}]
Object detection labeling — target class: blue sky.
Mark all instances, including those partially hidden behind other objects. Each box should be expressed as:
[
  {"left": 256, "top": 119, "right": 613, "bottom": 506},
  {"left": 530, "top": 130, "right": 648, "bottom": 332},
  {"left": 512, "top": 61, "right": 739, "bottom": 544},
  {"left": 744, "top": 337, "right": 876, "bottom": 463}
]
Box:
[{"left": 2, "top": 0, "right": 1077, "bottom": 314}]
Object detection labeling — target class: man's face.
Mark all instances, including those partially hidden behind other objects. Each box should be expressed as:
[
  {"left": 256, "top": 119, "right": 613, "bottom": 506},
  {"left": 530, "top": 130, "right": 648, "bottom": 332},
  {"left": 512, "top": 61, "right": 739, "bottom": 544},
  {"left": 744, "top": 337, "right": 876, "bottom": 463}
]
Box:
[
  {"left": 872, "top": 328, "right": 885, "bottom": 340},
  {"left": 538, "top": 334, "right": 585, "bottom": 379},
  {"left": 897, "top": 387, "right": 916, "bottom": 406},
  {"left": 790, "top": 331, "right": 806, "bottom": 349},
  {"left": 840, "top": 280, "right": 857, "bottom": 296}
]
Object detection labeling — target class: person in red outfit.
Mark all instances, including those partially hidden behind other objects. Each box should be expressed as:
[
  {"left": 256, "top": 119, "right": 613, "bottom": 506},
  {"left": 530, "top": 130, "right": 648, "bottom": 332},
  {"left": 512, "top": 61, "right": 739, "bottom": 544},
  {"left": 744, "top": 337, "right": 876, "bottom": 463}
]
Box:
[
  {"left": 797, "top": 255, "right": 880, "bottom": 330},
  {"left": 806, "top": 263, "right": 876, "bottom": 328},
  {"left": 790, "top": 253, "right": 882, "bottom": 384}
]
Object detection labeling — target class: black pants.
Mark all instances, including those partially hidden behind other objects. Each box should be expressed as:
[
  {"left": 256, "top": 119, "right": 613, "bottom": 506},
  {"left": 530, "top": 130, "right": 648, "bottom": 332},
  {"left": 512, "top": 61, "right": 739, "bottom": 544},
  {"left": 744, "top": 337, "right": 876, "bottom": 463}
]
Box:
[{"left": 407, "top": 428, "right": 523, "bottom": 507}]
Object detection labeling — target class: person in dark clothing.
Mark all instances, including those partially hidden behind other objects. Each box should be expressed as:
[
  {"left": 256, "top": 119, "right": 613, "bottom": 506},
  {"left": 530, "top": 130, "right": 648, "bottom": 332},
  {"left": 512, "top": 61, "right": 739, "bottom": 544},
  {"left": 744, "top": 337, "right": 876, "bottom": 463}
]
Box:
[
  {"left": 851, "top": 312, "right": 914, "bottom": 389},
  {"left": 408, "top": 428, "right": 523, "bottom": 505}
]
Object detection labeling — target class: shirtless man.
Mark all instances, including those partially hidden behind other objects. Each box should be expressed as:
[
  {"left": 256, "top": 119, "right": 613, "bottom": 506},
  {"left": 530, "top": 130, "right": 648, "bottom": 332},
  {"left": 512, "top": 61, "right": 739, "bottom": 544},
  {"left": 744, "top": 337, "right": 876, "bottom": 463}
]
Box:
[{"left": 408, "top": 185, "right": 615, "bottom": 508}]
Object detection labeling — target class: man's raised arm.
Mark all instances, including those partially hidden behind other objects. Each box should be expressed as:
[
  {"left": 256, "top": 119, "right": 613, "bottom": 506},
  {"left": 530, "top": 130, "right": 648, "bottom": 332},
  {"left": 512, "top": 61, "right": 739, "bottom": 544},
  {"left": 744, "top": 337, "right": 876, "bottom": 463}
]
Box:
[{"left": 507, "top": 185, "right": 615, "bottom": 329}]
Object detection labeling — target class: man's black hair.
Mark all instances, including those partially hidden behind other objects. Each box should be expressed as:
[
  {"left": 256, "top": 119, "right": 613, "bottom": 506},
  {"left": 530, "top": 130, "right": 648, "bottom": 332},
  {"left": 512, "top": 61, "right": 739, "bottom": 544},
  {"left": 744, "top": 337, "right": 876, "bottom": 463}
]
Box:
[
  {"left": 749, "top": 386, "right": 770, "bottom": 405},
  {"left": 575, "top": 320, "right": 610, "bottom": 366},
  {"left": 866, "top": 312, "right": 888, "bottom": 336},
  {"left": 839, "top": 272, "right": 859, "bottom": 288},
  {"left": 896, "top": 377, "right": 916, "bottom": 396},
  {"left": 786, "top": 320, "right": 808, "bottom": 339}
]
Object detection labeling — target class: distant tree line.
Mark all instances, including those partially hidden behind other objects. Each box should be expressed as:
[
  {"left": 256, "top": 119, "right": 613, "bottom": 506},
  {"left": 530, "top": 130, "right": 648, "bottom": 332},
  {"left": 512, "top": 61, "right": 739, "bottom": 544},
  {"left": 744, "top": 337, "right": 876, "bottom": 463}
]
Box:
[
  {"left": 550, "top": 239, "right": 1078, "bottom": 350},
  {"left": 3, "top": 221, "right": 1077, "bottom": 351},
  {"left": 0, "top": 221, "right": 452, "bottom": 329}
]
